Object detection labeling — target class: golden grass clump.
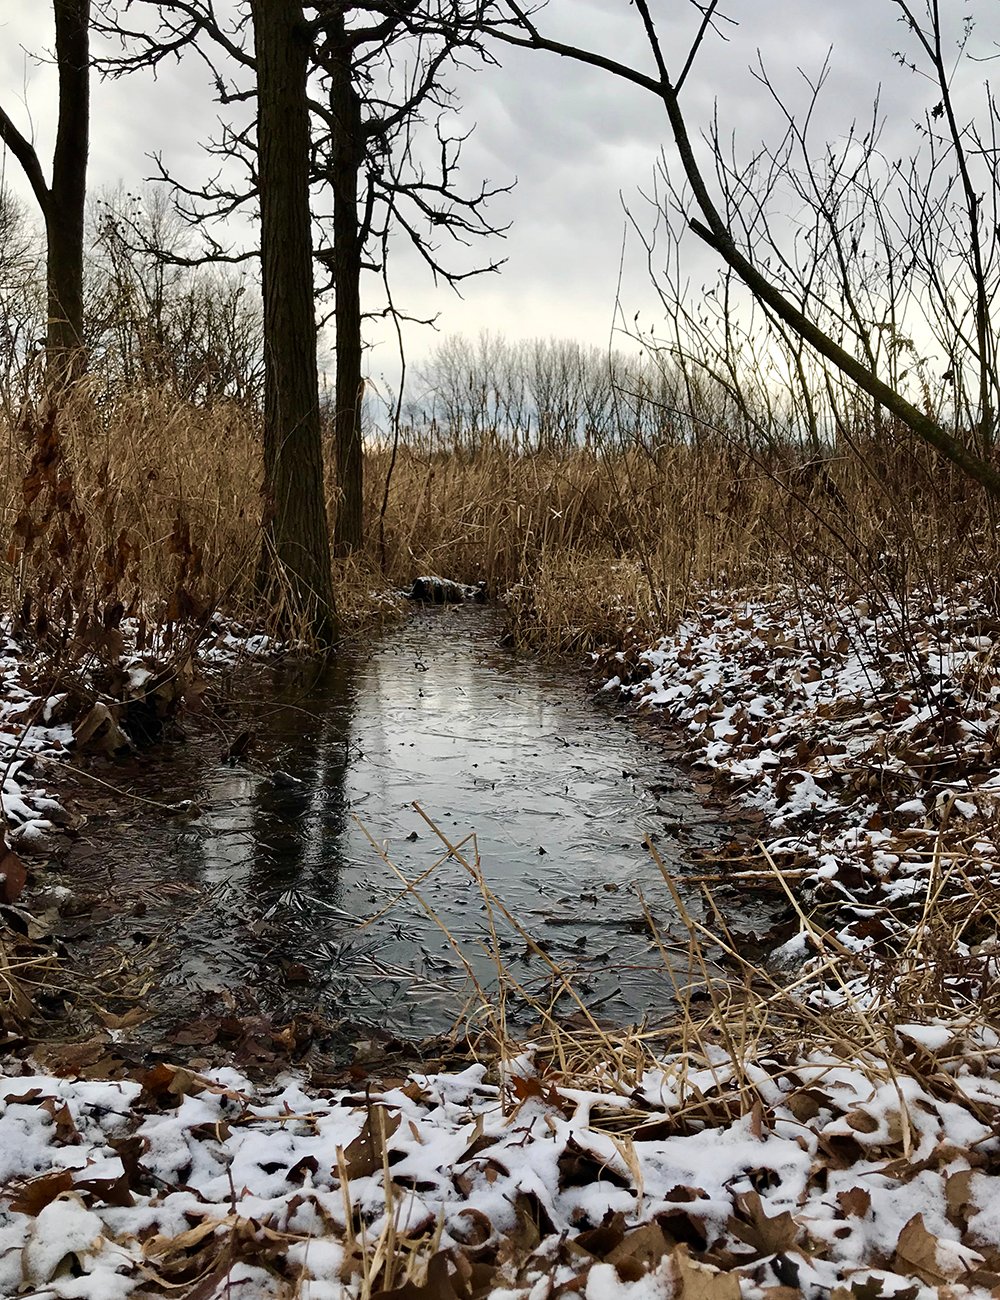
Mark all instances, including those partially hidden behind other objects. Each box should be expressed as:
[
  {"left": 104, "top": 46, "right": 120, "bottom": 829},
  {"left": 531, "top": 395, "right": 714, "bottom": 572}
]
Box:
[
  {"left": 0, "top": 389, "right": 994, "bottom": 656},
  {"left": 364, "top": 428, "right": 997, "bottom": 650},
  {"left": 0, "top": 389, "right": 262, "bottom": 644}
]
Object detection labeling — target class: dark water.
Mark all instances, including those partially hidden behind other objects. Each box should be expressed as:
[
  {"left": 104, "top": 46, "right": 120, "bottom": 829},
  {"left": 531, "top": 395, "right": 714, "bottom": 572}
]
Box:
[{"left": 67, "top": 606, "right": 746, "bottom": 1038}]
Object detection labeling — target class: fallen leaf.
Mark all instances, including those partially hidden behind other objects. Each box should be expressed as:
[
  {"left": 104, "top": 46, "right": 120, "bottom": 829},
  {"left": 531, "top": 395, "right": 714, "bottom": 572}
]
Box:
[
  {"left": 0, "top": 849, "right": 27, "bottom": 904},
  {"left": 40, "top": 1098, "right": 81, "bottom": 1146},
  {"left": 608, "top": 1221, "right": 671, "bottom": 1281},
  {"left": 8, "top": 1169, "right": 74, "bottom": 1216},
  {"left": 945, "top": 1168, "right": 975, "bottom": 1228},
  {"left": 456, "top": 1118, "right": 495, "bottom": 1164},
  {"left": 98, "top": 1006, "right": 149, "bottom": 1032},
  {"left": 893, "top": 1212, "right": 965, "bottom": 1285},
  {"left": 110, "top": 1135, "right": 152, "bottom": 1194},
  {"left": 73, "top": 702, "right": 130, "bottom": 755},
  {"left": 27, "top": 1040, "right": 129, "bottom": 1080},
  {"left": 74, "top": 1172, "right": 135, "bottom": 1209},
  {"left": 453, "top": 1207, "right": 492, "bottom": 1247},
  {"left": 3, "top": 1088, "right": 45, "bottom": 1105},
  {"left": 728, "top": 1191, "right": 799, "bottom": 1257},
  {"left": 341, "top": 1103, "right": 402, "bottom": 1179},
  {"left": 771, "top": 1254, "right": 801, "bottom": 1288},
  {"left": 817, "top": 1132, "right": 866, "bottom": 1168},
  {"left": 575, "top": 1211, "right": 627, "bottom": 1258},
  {"left": 510, "top": 1073, "right": 568, "bottom": 1112},
  {"left": 672, "top": 1243, "right": 740, "bottom": 1300},
  {"left": 836, "top": 1187, "right": 872, "bottom": 1218},
  {"left": 830, "top": 1276, "right": 915, "bottom": 1300},
  {"left": 786, "top": 1087, "right": 831, "bottom": 1122},
  {"left": 558, "top": 1136, "right": 631, "bottom": 1190},
  {"left": 664, "top": 1185, "right": 709, "bottom": 1203},
  {"left": 497, "top": 1192, "right": 553, "bottom": 1260},
  {"left": 173, "top": 1017, "right": 221, "bottom": 1047},
  {"left": 138, "top": 1062, "right": 203, "bottom": 1107},
  {"left": 288, "top": 1154, "right": 319, "bottom": 1185},
  {"left": 656, "top": 1207, "right": 709, "bottom": 1252},
  {"left": 369, "top": 1250, "right": 464, "bottom": 1300}
]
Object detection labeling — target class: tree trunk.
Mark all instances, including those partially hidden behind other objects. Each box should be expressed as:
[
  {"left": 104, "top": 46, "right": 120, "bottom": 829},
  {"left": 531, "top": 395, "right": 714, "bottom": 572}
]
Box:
[
  {"left": 251, "top": 0, "right": 335, "bottom": 643},
  {"left": 47, "top": 0, "right": 90, "bottom": 387},
  {"left": 327, "top": 15, "right": 365, "bottom": 556}
]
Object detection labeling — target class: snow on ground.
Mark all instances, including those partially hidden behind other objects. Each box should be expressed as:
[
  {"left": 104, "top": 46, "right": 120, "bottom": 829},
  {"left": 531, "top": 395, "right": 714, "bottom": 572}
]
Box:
[
  {"left": 604, "top": 581, "right": 1000, "bottom": 995},
  {"left": 2, "top": 1040, "right": 1000, "bottom": 1299},
  {"left": 0, "top": 617, "right": 284, "bottom": 861},
  {"left": 3, "top": 587, "right": 1000, "bottom": 1296},
  {"left": 0, "top": 627, "right": 78, "bottom": 859}
]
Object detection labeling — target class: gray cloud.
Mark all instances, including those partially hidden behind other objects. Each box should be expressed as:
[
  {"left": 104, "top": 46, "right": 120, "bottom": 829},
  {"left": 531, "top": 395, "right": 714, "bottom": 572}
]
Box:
[{"left": 1, "top": 1, "right": 996, "bottom": 390}]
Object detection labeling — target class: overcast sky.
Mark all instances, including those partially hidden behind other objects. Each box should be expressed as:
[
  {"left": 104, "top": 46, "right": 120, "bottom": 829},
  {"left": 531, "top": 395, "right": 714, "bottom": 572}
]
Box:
[{"left": 1, "top": 1, "right": 995, "bottom": 396}]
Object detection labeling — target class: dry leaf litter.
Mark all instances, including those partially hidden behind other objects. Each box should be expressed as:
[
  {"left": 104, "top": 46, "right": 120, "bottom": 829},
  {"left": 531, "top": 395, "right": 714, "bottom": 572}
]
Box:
[{"left": 0, "top": 586, "right": 999, "bottom": 1297}]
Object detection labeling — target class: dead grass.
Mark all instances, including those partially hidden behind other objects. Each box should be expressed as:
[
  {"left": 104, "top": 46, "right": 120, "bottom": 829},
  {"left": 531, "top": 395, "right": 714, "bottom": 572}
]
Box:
[
  {"left": 359, "top": 807, "right": 999, "bottom": 1100},
  {"left": 368, "top": 430, "right": 996, "bottom": 651},
  {"left": 0, "top": 390, "right": 993, "bottom": 657},
  {"left": 1, "top": 388, "right": 998, "bottom": 1295}
]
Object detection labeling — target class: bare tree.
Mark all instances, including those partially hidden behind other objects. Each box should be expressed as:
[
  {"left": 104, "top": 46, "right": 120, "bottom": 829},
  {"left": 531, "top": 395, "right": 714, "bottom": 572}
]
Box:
[
  {"left": 0, "top": 189, "right": 45, "bottom": 408},
  {"left": 311, "top": 2, "right": 508, "bottom": 553},
  {"left": 0, "top": 1, "right": 90, "bottom": 387},
  {"left": 251, "top": 0, "right": 335, "bottom": 641},
  {"left": 96, "top": 0, "right": 507, "bottom": 560},
  {"left": 94, "top": 1, "right": 335, "bottom": 637},
  {"left": 484, "top": 0, "right": 1000, "bottom": 497},
  {"left": 89, "top": 186, "right": 263, "bottom": 404},
  {"left": 417, "top": 332, "right": 686, "bottom": 452}
]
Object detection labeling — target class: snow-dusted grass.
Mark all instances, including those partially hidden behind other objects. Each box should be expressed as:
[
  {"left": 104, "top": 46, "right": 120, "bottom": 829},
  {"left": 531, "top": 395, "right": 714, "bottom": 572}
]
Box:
[
  {"left": 3, "top": 582, "right": 1000, "bottom": 1297},
  {"left": 605, "top": 580, "right": 1000, "bottom": 1011},
  {"left": 0, "top": 615, "right": 290, "bottom": 858},
  {"left": 2, "top": 1035, "right": 1000, "bottom": 1298},
  {"left": 0, "top": 627, "right": 78, "bottom": 858}
]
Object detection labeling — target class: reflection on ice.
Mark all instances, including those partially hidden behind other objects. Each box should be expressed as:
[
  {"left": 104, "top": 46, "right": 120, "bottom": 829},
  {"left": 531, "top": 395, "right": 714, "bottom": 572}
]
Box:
[{"left": 69, "top": 605, "right": 749, "bottom": 1036}]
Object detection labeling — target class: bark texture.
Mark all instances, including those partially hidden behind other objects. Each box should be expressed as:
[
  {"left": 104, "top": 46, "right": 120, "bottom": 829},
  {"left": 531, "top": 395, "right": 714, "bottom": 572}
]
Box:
[
  {"left": 251, "top": 0, "right": 335, "bottom": 642},
  {"left": 47, "top": 0, "right": 90, "bottom": 385},
  {"left": 327, "top": 12, "right": 365, "bottom": 556},
  {"left": 0, "top": 0, "right": 90, "bottom": 386}
]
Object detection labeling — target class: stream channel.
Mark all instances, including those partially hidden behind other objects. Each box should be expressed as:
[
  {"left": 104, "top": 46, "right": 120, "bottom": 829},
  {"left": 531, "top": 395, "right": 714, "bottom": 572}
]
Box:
[{"left": 66, "top": 604, "right": 765, "bottom": 1045}]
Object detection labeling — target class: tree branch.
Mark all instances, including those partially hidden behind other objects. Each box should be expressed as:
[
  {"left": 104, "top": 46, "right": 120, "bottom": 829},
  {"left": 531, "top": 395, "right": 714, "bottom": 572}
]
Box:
[{"left": 0, "top": 105, "right": 50, "bottom": 215}]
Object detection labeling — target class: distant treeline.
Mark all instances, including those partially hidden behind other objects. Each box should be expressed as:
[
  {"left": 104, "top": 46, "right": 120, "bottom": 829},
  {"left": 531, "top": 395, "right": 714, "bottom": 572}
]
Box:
[
  {"left": 407, "top": 330, "right": 886, "bottom": 455},
  {"left": 0, "top": 184, "right": 955, "bottom": 459},
  {"left": 0, "top": 186, "right": 263, "bottom": 410},
  {"left": 410, "top": 333, "right": 685, "bottom": 450}
]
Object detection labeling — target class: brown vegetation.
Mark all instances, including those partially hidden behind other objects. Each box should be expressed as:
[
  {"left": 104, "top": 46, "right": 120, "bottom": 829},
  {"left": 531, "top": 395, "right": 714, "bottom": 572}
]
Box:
[{"left": 0, "top": 382, "right": 989, "bottom": 658}]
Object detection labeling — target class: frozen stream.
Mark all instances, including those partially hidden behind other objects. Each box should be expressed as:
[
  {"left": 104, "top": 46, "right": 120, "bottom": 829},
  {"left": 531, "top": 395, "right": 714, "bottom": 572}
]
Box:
[{"left": 67, "top": 605, "right": 752, "bottom": 1039}]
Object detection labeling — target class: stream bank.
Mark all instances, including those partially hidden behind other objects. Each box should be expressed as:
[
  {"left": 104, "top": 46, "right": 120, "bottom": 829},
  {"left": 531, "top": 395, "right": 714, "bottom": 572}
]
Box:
[
  {"left": 2, "top": 585, "right": 999, "bottom": 1300},
  {"left": 42, "top": 603, "right": 778, "bottom": 1071}
]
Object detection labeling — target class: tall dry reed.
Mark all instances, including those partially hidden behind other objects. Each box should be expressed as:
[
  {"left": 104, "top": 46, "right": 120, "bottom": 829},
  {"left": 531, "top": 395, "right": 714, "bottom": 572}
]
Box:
[{"left": 0, "top": 391, "right": 992, "bottom": 656}]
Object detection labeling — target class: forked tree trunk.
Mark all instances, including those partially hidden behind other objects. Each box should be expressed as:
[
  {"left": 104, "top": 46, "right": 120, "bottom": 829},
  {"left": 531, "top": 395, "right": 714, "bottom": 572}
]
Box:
[
  {"left": 327, "top": 14, "right": 365, "bottom": 556},
  {"left": 251, "top": 0, "right": 335, "bottom": 643},
  {"left": 0, "top": 0, "right": 90, "bottom": 387}
]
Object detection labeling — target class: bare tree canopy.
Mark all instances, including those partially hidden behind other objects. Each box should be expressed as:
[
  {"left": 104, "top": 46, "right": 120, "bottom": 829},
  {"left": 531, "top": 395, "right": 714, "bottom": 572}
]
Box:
[
  {"left": 95, "top": 0, "right": 509, "bottom": 554},
  {"left": 481, "top": 0, "right": 1000, "bottom": 497}
]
